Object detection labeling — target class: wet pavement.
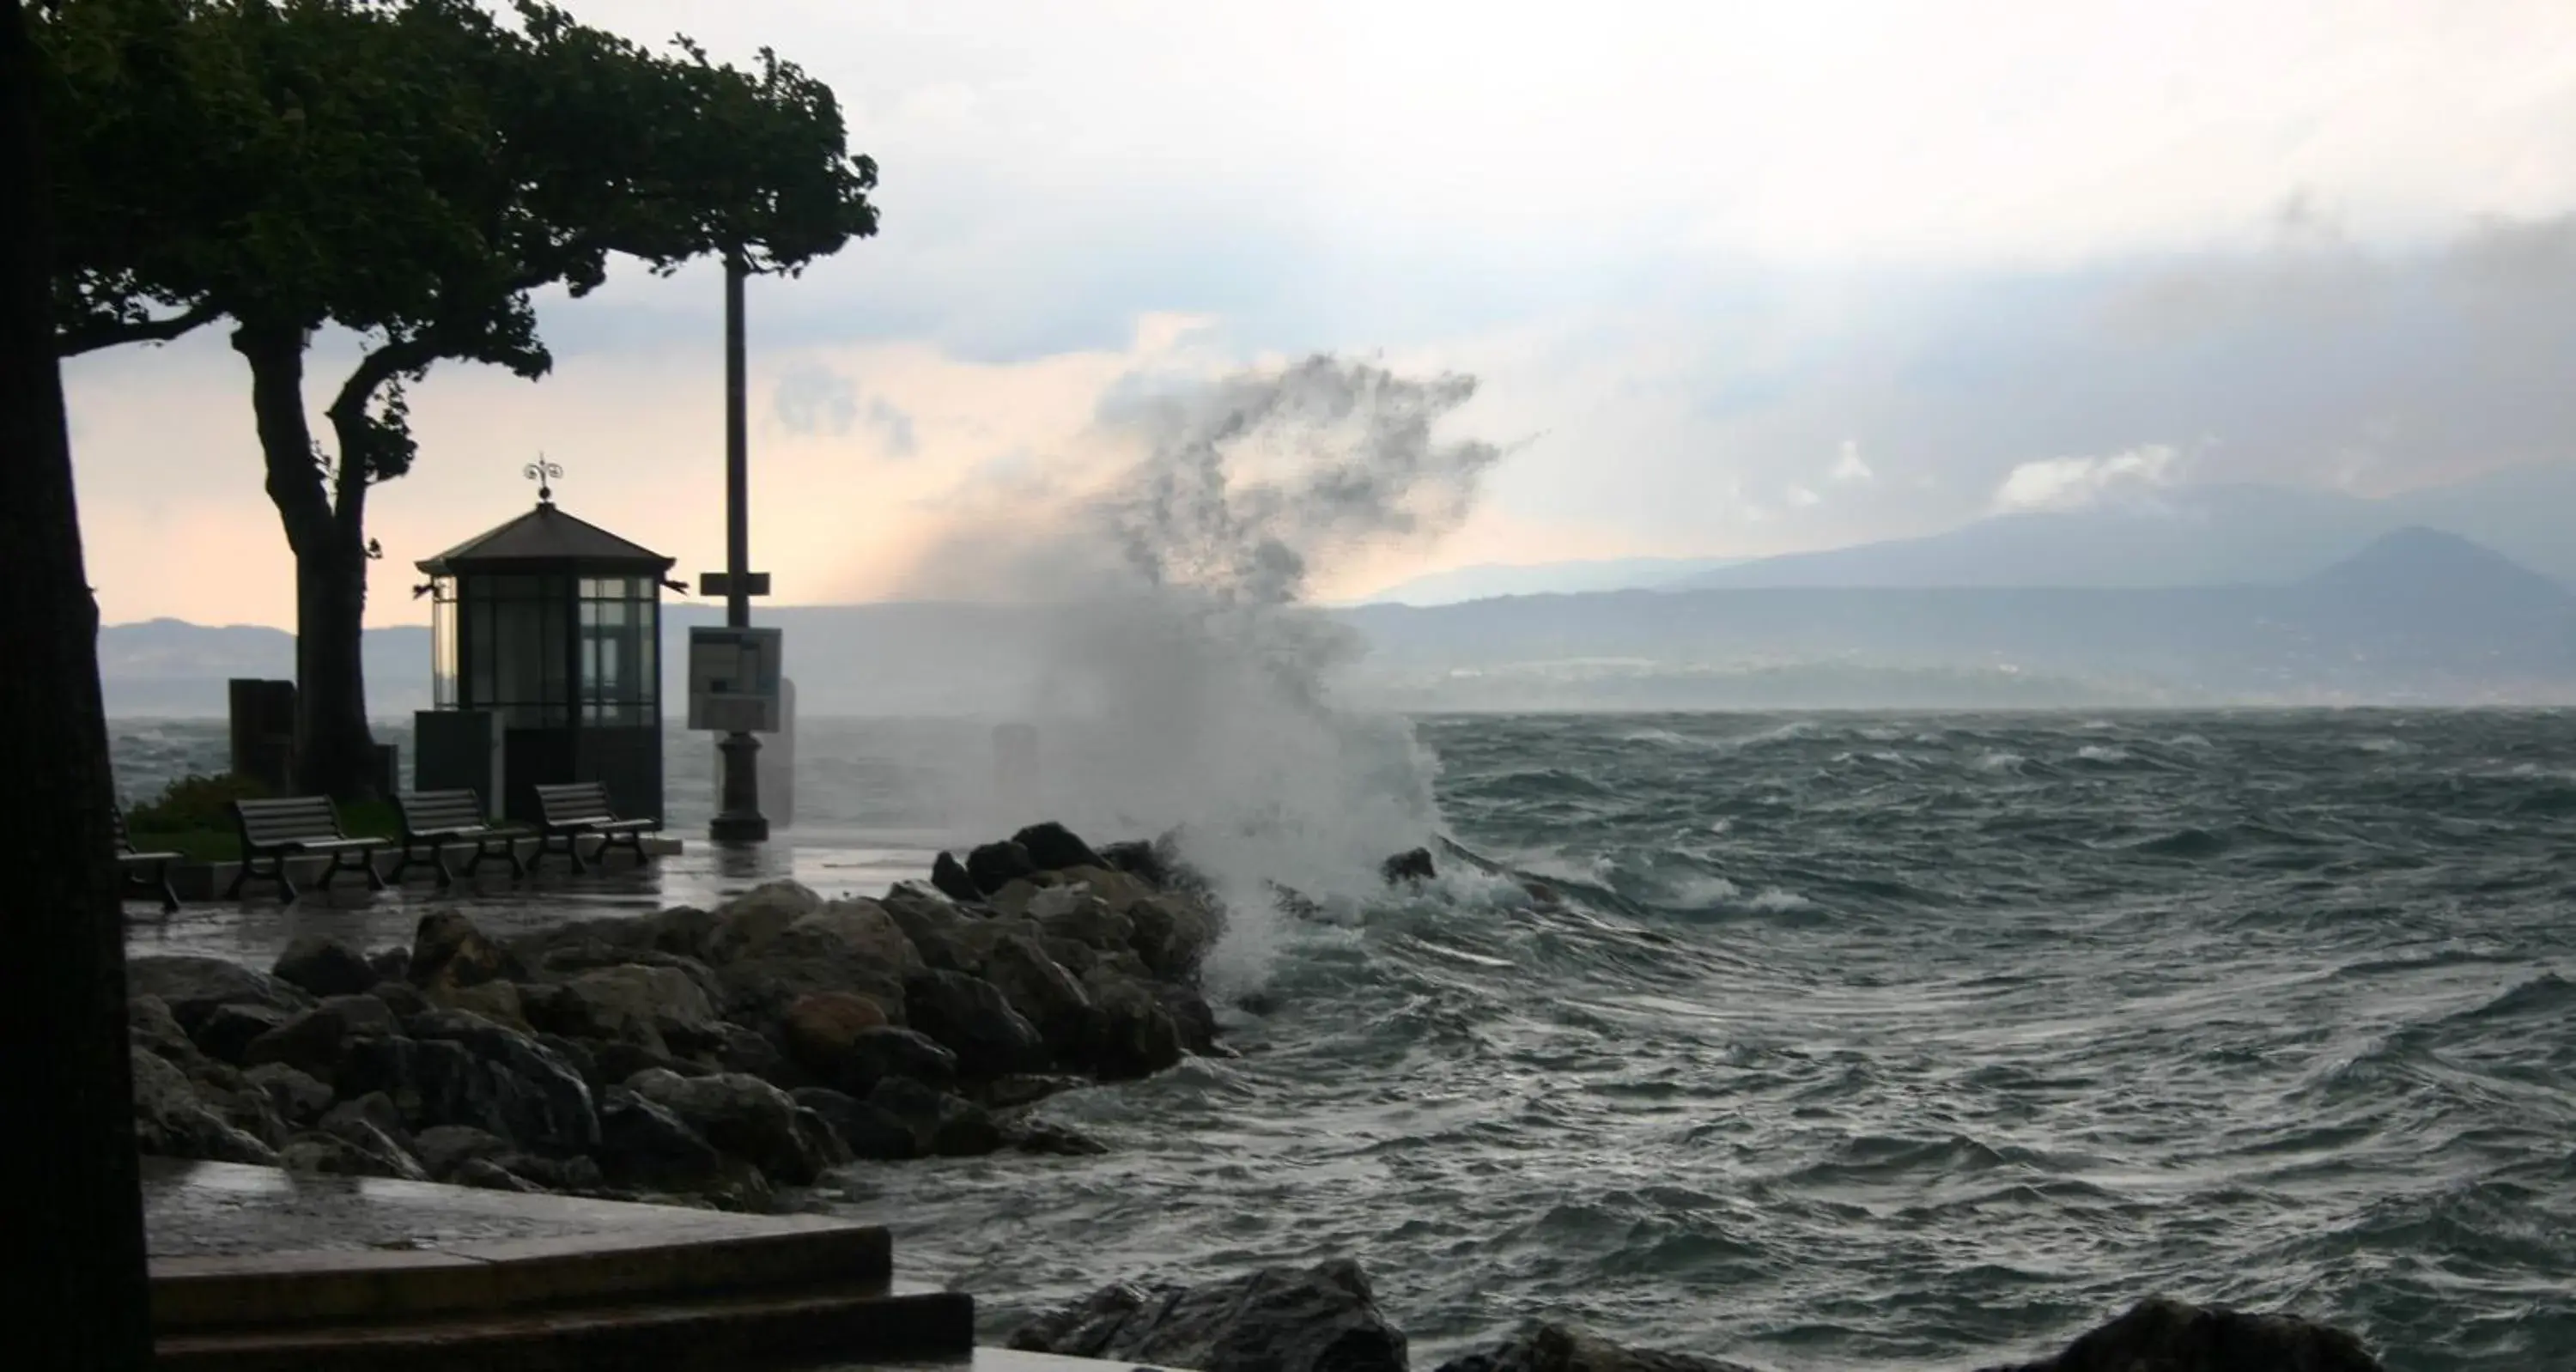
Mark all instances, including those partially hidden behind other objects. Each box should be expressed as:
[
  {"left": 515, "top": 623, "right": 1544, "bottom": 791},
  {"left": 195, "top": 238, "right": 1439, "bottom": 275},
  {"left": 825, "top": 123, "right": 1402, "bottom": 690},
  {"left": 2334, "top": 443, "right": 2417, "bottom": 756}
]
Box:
[{"left": 123, "top": 829, "right": 942, "bottom": 969}]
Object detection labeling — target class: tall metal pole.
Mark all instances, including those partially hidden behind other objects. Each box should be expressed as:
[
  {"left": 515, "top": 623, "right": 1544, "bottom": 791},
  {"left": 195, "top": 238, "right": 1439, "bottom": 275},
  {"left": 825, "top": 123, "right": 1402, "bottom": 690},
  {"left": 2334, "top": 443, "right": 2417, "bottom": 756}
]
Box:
[{"left": 710, "top": 247, "right": 767, "bottom": 842}]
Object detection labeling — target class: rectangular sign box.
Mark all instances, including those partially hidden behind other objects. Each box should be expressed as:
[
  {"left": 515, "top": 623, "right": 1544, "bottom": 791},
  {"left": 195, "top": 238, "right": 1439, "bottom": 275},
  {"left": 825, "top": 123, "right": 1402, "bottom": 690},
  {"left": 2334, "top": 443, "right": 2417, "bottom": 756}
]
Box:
[
  {"left": 686, "top": 626, "right": 784, "bottom": 733},
  {"left": 697, "top": 572, "right": 772, "bottom": 597}
]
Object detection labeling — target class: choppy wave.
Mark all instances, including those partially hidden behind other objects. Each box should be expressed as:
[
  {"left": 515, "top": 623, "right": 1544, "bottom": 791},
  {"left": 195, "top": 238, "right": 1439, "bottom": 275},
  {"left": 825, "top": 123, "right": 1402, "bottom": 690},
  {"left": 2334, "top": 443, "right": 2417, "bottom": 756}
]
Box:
[{"left": 112, "top": 710, "right": 2576, "bottom": 1368}]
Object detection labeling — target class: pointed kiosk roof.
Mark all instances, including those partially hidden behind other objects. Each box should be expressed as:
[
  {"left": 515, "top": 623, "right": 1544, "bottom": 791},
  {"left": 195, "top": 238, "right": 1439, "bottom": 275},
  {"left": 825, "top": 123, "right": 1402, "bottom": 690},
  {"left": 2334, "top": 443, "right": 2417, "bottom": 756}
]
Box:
[{"left": 416, "top": 501, "right": 675, "bottom": 575}]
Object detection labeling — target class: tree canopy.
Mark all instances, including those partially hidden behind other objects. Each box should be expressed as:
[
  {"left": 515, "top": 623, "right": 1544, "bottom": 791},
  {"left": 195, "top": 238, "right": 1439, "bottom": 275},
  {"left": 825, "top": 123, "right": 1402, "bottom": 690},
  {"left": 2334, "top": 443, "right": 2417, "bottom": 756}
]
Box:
[{"left": 34, "top": 0, "right": 880, "bottom": 797}]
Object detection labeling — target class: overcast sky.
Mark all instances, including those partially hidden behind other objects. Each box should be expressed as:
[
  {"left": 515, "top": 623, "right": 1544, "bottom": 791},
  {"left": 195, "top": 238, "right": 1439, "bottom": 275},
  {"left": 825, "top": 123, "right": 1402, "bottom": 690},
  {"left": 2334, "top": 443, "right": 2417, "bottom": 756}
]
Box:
[{"left": 63, "top": 0, "right": 2576, "bottom": 627}]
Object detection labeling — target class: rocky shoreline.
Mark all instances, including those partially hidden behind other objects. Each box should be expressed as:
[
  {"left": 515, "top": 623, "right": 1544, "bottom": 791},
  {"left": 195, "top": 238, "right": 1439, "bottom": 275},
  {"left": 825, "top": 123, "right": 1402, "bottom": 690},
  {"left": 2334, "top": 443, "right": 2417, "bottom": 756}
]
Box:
[
  {"left": 1006, "top": 1259, "right": 2388, "bottom": 1372},
  {"left": 122, "top": 822, "right": 2390, "bottom": 1369},
  {"left": 128, "top": 822, "right": 1223, "bottom": 1209}
]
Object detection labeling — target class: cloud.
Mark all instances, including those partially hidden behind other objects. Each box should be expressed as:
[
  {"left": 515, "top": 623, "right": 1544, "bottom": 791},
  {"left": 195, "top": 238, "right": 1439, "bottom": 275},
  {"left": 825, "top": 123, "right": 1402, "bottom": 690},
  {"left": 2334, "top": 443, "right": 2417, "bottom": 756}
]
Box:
[
  {"left": 1992, "top": 445, "right": 2181, "bottom": 513},
  {"left": 1830, "top": 440, "right": 1875, "bottom": 484},
  {"left": 1786, "top": 485, "right": 1821, "bottom": 507},
  {"left": 773, "top": 367, "right": 858, "bottom": 437},
  {"left": 865, "top": 398, "right": 920, "bottom": 458}
]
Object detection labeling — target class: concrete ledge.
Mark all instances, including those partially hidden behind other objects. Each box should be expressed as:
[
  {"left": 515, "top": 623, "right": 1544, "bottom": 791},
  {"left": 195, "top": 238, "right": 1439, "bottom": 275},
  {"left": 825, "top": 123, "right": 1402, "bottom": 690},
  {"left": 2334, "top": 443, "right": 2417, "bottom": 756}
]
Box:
[{"left": 157, "top": 1281, "right": 974, "bottom": 1372}]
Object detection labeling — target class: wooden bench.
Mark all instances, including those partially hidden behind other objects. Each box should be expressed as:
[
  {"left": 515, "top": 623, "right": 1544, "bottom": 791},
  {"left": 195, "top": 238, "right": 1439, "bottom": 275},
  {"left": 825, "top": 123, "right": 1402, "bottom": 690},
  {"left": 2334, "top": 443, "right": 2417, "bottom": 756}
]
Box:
[
  {"left": 228, "top": 797, "right": 390, "bottom": 902},
  {"left": 392, "top": 789, "right": 525, "bottom": 888},
  {"left": 532, "top": 780, "right": 658, "bottom": 873},
  {"left": 114, "top": 806, "right": 182, "bottom": 913}
]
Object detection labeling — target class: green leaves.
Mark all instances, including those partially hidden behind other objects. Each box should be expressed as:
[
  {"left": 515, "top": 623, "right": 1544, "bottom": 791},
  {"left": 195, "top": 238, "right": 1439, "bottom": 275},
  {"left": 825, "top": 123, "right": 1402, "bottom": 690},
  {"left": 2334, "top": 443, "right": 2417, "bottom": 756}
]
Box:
[{"left": 41, "top": 0, "right": 881, "bottom": 378}]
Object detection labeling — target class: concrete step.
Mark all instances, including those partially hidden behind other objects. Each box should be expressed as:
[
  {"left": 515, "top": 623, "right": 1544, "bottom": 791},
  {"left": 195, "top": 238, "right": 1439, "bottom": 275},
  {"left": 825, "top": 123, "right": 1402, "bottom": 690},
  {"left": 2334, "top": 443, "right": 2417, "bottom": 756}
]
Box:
[{"left": 156, "top": 1278, "right": 973, "bottom": 1372}]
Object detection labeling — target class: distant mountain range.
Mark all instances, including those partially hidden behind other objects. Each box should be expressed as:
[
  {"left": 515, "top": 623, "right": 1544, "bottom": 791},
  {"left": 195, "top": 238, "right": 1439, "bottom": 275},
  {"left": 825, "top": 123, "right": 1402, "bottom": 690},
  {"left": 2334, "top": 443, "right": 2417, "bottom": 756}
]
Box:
[
  {"left": 98, "top": 525, "right": 2576, "bottom": 714},
  {"left": 1355, "top": 462, "right": 2576, "bottom": 602}
]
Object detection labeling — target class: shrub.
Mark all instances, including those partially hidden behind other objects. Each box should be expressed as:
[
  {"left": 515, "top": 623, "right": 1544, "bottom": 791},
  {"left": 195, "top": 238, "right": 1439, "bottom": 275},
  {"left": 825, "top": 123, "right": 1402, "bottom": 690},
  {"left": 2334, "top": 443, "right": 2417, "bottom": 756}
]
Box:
[{"left": 127, "top": 773, "right": 270, "bottom": 833}]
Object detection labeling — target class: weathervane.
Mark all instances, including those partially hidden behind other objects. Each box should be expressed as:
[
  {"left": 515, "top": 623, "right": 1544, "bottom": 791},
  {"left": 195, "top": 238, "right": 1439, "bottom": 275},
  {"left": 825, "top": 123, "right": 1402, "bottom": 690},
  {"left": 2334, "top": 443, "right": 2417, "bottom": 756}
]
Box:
[{"left": 524, "top": 455, "right": 563, "bottom": 504}]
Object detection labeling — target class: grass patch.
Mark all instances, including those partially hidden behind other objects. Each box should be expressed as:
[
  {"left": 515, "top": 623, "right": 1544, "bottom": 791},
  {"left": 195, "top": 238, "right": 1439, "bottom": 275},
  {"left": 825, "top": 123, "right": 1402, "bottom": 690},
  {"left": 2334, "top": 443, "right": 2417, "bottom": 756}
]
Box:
[{"left": 129, "top": 797, "right": 404, "bottom": 865}]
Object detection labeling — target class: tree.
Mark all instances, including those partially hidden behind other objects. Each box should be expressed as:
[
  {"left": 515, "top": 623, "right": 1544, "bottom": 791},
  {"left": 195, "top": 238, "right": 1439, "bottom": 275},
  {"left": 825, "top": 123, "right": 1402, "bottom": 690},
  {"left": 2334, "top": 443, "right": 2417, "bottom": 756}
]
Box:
[
  {"left": 0, "top": 0, "right": 156, "bottom": 1364},
  {"left": 39, "top": 0, "right": 879, "bottom": 798}
]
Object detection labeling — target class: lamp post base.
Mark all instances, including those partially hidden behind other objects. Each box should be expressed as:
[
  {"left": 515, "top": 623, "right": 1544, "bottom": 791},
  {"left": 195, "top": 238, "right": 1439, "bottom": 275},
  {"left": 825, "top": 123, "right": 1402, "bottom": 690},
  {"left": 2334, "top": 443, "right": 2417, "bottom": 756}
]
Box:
[{"left": 711, "top": 731, "right": 768, "bottom": 844}]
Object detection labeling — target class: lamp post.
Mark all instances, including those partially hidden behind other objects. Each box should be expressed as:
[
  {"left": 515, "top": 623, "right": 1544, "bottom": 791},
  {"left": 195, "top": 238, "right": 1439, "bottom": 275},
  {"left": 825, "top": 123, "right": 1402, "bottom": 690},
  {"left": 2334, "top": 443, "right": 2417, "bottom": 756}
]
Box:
[{"left": 709, "top": 246, "right": 768, "bottom": 843}]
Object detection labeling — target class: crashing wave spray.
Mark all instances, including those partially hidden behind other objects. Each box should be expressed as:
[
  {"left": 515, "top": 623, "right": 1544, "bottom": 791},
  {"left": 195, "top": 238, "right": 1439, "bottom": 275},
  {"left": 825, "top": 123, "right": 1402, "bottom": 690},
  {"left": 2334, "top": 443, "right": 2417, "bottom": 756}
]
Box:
[{"left": 980, "top": 355, "right": 1502, "bottom": 985}]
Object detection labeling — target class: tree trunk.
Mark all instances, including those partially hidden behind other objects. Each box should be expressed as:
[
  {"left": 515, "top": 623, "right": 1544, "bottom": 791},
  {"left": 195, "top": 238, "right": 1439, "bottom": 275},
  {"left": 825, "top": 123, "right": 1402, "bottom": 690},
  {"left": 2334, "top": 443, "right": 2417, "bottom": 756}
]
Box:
[
  {"left": 234, "top": 322, "right": 383, "bottom": 801},
  {"left": 0, "top": 1, "right": 158, "bottom": 1365}
]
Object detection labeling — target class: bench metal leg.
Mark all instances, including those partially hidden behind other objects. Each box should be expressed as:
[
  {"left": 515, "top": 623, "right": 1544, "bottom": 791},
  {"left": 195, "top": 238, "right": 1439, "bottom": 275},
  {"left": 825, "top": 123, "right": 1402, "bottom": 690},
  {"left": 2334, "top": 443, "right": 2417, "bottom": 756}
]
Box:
[
  {"left": 362, "top": 850, "right": 388, "bottom": 892},
  {"left": 152, "top": 860, "right": 179, "bottom": 914},
  {"left": 223, "top": 861, "right": 248, "bottom": 902},
  {"left": 431, "top": 841, "right": 457, "bottom": 890},
  {"left": 568, "top": 832, "right": 592, "bottom": 874}
]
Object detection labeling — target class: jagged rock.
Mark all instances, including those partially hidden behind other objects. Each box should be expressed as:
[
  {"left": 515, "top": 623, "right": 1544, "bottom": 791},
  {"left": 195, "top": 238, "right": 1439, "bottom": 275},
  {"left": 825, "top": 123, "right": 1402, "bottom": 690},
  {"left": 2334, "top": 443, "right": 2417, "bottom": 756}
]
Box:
[
  {"left": 496, "top": 1151, "right": 603, "bottom": 1193},
  {"left": 428, "top": 979, "right": 529, "bottom": 1031},
  {"left": 1035, "top": 890, "right": 1138, "bottom": 951},
  {"left": 282, "top": 1123, "right": 427, "bottom": 1181},
  {"left": 316, "top": 1100, "right": 429, "bottom": 1181},
  {"left": 1156, "top": 985, "right": 1222, "bottom": 1057},
  {"left": 1013, "top": 822, "right": 1105, "bottom": 874},
  {"left": 1081, "top": 967, "right": 1182, "bottom": 1080},
  {"left": 244, "top": 994, "right": 400, "bottom": 1078},
  {"left": 999, "top": 1114, "right": 1109, "bottom": 1156},
  {"left": 903, "top": 969, "right": 1049, "bottom": 1078},
  {"left": 368, "top": 946, "right": 411, "bottom": 983},
  {"left": 1432, "top": 1322, "right": 1760, "bottom": 1372},
  {"left": 1126, "top": 895, "right": 1220, "bottom": 980},
  {"left": 409, "top": 911, "right": 525, "bottom": 993},
  {"left": 987, "top": 879, "right": 1043, "bottom": 920},
  {"left": 703, "top": 881, "right": 829, "bottom": 962},
  {"left": 930, "top": 852, "right": 981, "bottom": 902},
  {"left": 204, "top": 1083, "right": 294, "bottom": 1150},
  {"left": 1054, "top": 865, "right": 1157, "bottom": 915},
  {"left": 789, "top": 1086, "right": 918, "bottom": 1161},
  {"left": 965, "top": 841, "right": 1036, "bottom": 895},
  {"left": 129, "top": 995, "right": 197, "bottom": 1065},
  {"left": 1042, "top": 936, "right": 1100, "bottom": 974},
  {"left": 881, "top": 887, "right": 979, "bottom": 972},
  {"left": 1382, "top": 847, "right": 1437, "bottom": 884},
  {"left": 194, "top": 1003, "right": 294, "bottom": 1065},
  {"left": 341, "top": 1011, "right": 598, "bottom": 1155},
  {"left": 714, "top": 1023, "right": 807, "bottom": 1090},
  {"left": 128, "top": 955, "right": 313, "bottom": 1031},
  {"left": 1097, "top": 840, "right": 1170, "bottom": 888},
  {"left": 413, "top": 1124, "right": 512, "bottom": 1181},
  {"left": 453, "top": 1158, "right": 546, "bottom": 1193},
  {"left": 586, "top": 1040, "right": 710, "bottom": 1086},
  {"left": 865, "top": 1077, "right": 1001, "bottom": 1157},
  {"left": 790, "top": 901, "right": 923, "bottom": 977},
  {"left": 1975, "top": 1296, "right": 2385, "bottom": 1372},
  {"left": 559, "top": 964, "right": 723, "bottom": 1056},
  {"left": 131, "top": 1050, "right": 279, "bottom": 1165},
  {"left": 271, "top": 935, "right": 377, "bottom": 999},
  {"left": 320, "top": 1091, "right": 415, "bottom": 1150},
  {"left": 981, "top": 1073, "right": 1087, "bottom": 1111},
  {"left": 370, "top": 980, "right": 431, "bottom": 1019},
  {"left": 643, "top": 905, "right": 718, "bottom": 960},
  {"left": 535, "top": 1032, "right": 602, "bottom": 1094},
  {"left": 781, "top": 993, "right": 892, "bottom": 1078},
  {"left": 242, "top": 1062, "right": 333, "bottom": 1128},
  {"left": 595, "top": 1086, "right": 727, "bottom": 1189},
  {"left": 835, "top": 1026, "right": 958, "bottom": 1096},
  {"left": 976, "top": 933, "right": 1093, "bottom": 1058},
  {"left": 1008, "top": 1259, "right": 1406, "bottom": 1372},
  {"left": 625, "top": 1069, "right": 848, "bottom": 1186}
]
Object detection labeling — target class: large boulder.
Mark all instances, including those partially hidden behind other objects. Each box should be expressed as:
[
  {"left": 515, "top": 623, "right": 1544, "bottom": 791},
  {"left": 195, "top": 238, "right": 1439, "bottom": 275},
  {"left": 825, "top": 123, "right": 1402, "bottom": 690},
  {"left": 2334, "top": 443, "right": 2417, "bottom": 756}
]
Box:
[
  {"left": 1081, "top": 967, "right": 1183, "bottom": 1080},
  {"left": 880, "top": 887, "right": 979, "bottom": 973},
  {"left": 788, "top": 1086, "right": 917, "bottom": 1161},
  {"left": 929, "top": 852, "right": 981, "bottom": 903},
  {"left": 625, "top": 1069, "right": 848, "bottom": 1186},
  {"left": 1097, "top": 840, "right": 1171, "bottom": 888},
  {"left": 975, "top": 933, "right": 1094, "bottom": 1056},
  {"left": 558, "top": 964, "right": 723, "bottom": 1056},
  {"left": 128, "top": 956, "right": 313, "bottom": 1032},
  {"left": 1032, "top": 886, "right": 1139, "bottom": 950},
  {"left": 339, "top": 1011, "right": 598, "bottom": 1156},
  {"left": 412, "top": 1125, "right": 513, "bottom": 1181},
  {"left": 427, "top": 979, "right": 531, "bottom": 1031},
  {"left": 702, "top": 881, "right": 828, "bottom": 962},
  {"left": 1976, "top": 1296, "right": 2384, "bottom": 1372},
  {"left": 409, "top": 912, "right": 524, "bottom": 993},
  {"left": 789, "top": 901, "right": 923, "bottom": 978},
  {"left": 835, "top": 1026, "right": 958, "bottom": 1096},
  {"left": 780, "top": 992, "right": 893, "bottom": 1078},
  {"left": 193, "top": 1003, "right": 295, "bottom": 1065},
  {"left": 865, "top": 1078, "right": 1001, "bottom": 1157},
  {"left": 1012, "top": 822, "right": 1105, "bottom": 874},
  {"left": 1433, "top": 1323, "right": 1760, "bottom": 1372},
  {"left": 902, "top": 970, "right": 1049, "bottom": 1078},
  {"left": 130, "top": 1049, "right": 279, "bottom": 1166},
  {"left": 242, "top": 1062, "right": 333, "bottom": 1128},
  {"left": 243, "top": 994, "right": 400, "bottom": 1078},
  {"left": 271, "top": 935, "right": 377, "bottom": 999},
  {"left": 1008, "top": 1259, "right": 1406, "bottom": 1372},
  {"left": 1126, "top": 895, "right": 1220, "bottom": 980},
  {"left": 964, "top": 841, "right": 1036, "bottom": 895},
  {"left": 594, "top": 1086, "right": 727, "bottom": 1189}
]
